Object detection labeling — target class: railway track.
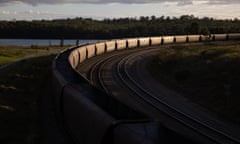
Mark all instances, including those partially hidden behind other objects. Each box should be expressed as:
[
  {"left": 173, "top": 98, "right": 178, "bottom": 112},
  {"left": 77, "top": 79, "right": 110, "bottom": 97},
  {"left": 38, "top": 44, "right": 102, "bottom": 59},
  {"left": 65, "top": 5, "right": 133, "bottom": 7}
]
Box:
[
  {"left": 89, "top": 52, "right": 129, "bottom": 93},
  {"left": 89, "top": 48, "right": 240, "bottom": 144},
  {"left": 54, "top": 34, "right": 240, "bottom": 144}
]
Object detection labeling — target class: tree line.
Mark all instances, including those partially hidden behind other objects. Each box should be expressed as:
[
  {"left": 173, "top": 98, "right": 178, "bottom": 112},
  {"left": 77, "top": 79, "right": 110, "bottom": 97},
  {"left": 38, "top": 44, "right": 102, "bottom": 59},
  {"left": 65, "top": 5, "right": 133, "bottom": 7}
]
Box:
[{"left": 0, "top": 15, "right": 239, "bottom": 39}]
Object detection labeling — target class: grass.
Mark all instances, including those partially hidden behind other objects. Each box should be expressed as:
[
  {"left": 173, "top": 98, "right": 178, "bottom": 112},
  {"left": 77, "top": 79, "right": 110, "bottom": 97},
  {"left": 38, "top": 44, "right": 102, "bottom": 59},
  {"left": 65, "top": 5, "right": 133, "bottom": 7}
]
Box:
[
  {"left": 147, "top": 41, "right": 240, "bottom": 123},
  {"left": 0, "top": 45, "right": 68, "bottom": 144},
  {"left": 0, "top": 45, "right": 69, "bottom": 66},
  {"left": 0, "top": 55, "right": 56, "bottom": 144}
]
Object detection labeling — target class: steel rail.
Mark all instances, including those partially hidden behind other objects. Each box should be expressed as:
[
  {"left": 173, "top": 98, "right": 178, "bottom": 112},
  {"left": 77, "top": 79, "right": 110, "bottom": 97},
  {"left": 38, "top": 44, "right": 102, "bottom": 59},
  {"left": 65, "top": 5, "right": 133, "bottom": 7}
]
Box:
[
  {"left": 88, "top": 47, "right": 240, "bottom": 144},
  {"left": 89, "top": 52, "right": 129, "bottom": 94},
  {"left": 90, "top": 48, "right": 156, "bottom": 95},
  {"left": 115, "top": 51, "right": 240, "bottom": 144},
  {"left": 89, "top": 55, "right": 115, "bottom": 93}
]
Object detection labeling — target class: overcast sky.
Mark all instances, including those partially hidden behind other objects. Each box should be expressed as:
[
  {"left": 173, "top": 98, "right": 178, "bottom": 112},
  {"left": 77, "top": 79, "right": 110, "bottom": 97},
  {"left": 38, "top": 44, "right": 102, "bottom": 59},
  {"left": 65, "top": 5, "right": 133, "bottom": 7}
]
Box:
[{"left": 0, "top": 0, "right": 239, "bottom": 20}]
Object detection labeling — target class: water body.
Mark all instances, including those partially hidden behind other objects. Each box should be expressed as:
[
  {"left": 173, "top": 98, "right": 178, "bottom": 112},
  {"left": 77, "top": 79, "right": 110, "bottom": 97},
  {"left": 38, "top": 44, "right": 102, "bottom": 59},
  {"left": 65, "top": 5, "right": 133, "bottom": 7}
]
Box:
[{"left": 0, "top": 39, "right": 102, "bottom": 46}]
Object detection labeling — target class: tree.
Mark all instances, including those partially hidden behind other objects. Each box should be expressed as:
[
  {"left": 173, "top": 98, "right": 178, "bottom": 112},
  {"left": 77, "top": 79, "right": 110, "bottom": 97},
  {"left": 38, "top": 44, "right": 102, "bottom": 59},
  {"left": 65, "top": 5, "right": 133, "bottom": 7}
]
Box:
[
  {"left": 200, "top": 27, "right": 211, "bottom": 36},
  {"left": 151, "top": 15, "right": 156, "bottom": 21},
  {"left": 190, "top": 22, "right": 200, "bottom": 34},
  {"left": 0, "top": 15, "right": 239, "bottom": 39}
]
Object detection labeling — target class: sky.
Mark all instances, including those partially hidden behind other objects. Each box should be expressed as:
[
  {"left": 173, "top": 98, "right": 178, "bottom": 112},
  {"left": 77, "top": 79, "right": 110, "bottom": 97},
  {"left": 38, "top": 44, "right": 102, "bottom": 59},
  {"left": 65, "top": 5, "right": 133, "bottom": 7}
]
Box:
[{"left": 0, "top": 0, "right": 239, "bottom": 20}]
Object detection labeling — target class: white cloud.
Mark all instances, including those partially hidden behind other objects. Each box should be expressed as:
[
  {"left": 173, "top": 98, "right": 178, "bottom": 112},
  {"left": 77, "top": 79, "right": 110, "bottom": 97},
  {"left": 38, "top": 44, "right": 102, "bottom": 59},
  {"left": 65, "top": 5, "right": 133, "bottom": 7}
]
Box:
[
  {"left": 0, "top": 10, "right": 18, "bottom": 15},
  {"left": 177, "top": 0, "right": 193, "bottom": 6},
  {"left": 0, "top": 0, "right": 239, "bottom": 20},
  {"left": 0, "top": 8, "right": 76, "bottom": 20},
  {"left": 0, "top": 0, "right": 239, "bottom": 6},
  {"left": 1, "top": 10, "right": 10, "bottom": 14},
  {"left": 206, "top": 0, "right": 239, "bottom": 4}
]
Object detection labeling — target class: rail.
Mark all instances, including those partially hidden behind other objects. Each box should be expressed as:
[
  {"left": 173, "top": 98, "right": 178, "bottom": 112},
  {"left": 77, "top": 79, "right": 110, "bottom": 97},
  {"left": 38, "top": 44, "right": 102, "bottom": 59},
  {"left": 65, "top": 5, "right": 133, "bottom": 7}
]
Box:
[
  {"left": 52, "top": 34, "right": 240, "bottom": 144},
  {"left": 117, "top": 52, "right": 240, "bottom": 144}
]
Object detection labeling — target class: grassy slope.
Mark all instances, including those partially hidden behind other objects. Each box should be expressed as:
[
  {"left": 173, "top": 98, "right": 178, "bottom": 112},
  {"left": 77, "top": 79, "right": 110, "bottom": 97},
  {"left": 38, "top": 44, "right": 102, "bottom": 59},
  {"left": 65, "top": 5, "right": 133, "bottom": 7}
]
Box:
[
  {"left": 147, "top": 41, "right": 240, "bottom": 123},
  {"left": 0, "top": 55, "right": 56, "bottom": 143},
  {"left": 0, "top": 45, "right": 68, "bottom": 66},
  {"left": 0, "top": 46, "right": 67, "bottom": 143}
]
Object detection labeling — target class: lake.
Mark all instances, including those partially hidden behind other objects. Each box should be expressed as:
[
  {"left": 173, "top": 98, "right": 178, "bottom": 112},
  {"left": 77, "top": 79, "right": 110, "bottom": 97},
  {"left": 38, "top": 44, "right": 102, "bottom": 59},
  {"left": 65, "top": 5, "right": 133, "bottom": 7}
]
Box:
[{"left": 0, "top": 39, "right": 102, "bottom": 46}]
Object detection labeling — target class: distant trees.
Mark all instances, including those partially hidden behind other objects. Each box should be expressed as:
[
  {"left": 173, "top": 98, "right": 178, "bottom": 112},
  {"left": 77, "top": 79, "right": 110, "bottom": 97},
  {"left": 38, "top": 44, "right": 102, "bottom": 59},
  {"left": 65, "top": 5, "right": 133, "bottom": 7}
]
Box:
[
  {"left": 200, "top": 27, "right": 211, "bottom": 36},
  {"left": 190, "top": 22, "right": 200, "bottom": 34},
  {"left": 0, "top": 15, "right": 239, "bottom": 39}
]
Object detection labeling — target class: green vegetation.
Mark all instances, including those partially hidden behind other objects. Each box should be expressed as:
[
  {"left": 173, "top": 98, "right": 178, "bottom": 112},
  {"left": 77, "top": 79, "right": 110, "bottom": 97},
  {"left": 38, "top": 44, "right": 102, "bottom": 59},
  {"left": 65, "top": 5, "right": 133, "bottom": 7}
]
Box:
[
  {"left": 0, "top": 15, "right": 239, "bottom": 39},
  {"left": 147, "top": 42, "right": 240, "bottom": 123},
  {"left": 0, "top": 45, "right": 68, "bottom": 66},
  {"left": 0, "top": 55, "right": 55, "bottom": 144}
]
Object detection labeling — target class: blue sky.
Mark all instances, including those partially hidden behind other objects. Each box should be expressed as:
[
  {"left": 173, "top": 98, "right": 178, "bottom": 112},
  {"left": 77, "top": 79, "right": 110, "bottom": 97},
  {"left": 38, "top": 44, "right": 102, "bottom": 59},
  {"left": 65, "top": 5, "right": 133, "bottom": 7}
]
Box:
[{"left": 0, "top": 0, "right": 239, "bottom": 20}]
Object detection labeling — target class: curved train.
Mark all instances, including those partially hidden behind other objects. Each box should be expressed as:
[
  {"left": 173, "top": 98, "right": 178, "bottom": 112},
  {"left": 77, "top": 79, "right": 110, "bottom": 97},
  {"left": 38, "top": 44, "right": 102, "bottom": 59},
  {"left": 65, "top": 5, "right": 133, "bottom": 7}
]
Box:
[
  {"left": 68, "top": 33, "right": 240, "bottom": 69},
  {"left": 53, "top": 33, "right": 240, "bottom": 144}
]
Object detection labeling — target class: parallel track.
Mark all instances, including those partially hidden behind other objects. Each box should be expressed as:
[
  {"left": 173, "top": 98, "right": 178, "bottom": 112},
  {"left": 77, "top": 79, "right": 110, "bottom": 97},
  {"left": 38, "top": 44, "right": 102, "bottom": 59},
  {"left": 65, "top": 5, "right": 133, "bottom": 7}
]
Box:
[
  {"left": 89, "top": 48, "right": 240, "bottom": 144},
  {"left": 89, "top": 54, "right": 113, "bottom": 93},
  {"left": 89, "top": 51, "right": 130, "bottom": 94},
  {"left": 118, "top": 52, "right": 240, "bottom": 144}
]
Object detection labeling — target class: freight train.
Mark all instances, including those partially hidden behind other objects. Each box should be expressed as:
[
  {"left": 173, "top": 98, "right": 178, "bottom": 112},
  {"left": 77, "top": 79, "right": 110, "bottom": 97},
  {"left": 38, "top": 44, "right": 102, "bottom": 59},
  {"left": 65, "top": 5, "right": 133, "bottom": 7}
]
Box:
[{"left": 53, "top": 33, "right": 240, "bottom": 144}]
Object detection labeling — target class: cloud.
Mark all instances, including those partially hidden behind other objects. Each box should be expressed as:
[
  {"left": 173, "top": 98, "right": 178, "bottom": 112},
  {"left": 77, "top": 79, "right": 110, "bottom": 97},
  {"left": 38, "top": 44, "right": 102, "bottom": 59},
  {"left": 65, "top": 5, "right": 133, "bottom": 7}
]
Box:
[
  {"left": 0, "top": 8, "right": 78, "bottom": 20},
  {"left": 0, "top": 10, "right": 18, "bottom": 15},
  {"left": 206, "top": 0, "right": 240, "bottom": 4},
  {"left": 177, "top": 0, "right": 193, "bottom": 6},
  {"left": 0, "top": 10, "right": 10, "bottom": 14},
  {"left": 0, "top": 0, "right": 239, "bottom": 6}
]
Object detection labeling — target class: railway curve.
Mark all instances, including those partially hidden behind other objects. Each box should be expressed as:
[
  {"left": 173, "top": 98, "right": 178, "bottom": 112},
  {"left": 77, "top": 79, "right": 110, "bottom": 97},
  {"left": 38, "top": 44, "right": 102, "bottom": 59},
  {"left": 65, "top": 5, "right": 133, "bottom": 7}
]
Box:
[{"left": 52, "top": 34, "right": 240, "bottom": 144}]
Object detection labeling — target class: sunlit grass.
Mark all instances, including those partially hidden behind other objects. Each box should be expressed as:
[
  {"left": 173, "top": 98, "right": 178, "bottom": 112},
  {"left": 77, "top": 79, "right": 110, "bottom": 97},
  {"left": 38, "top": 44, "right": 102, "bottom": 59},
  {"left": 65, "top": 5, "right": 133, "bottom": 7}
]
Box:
[
  {"left": 0, "top": 45, "right": 68, "bottom": 66},
  {"left": 0, "top": 104, "right": 16, "bottom": 112},
  {"left": 147, "top": 42, "right": 240, "bottom": 123},
  {"left": 0, "top": 84, "right": 19, "bottom": 91}
]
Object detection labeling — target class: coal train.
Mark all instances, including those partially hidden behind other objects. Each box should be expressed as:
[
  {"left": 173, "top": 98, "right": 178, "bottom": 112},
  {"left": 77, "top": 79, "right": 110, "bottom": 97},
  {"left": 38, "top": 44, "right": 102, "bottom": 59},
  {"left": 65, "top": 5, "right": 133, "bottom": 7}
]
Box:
[
  {"left": 68, "top": 34, "right": 240, "bottom": 69},
  {"left": 53, "top": 33, "right": 240, "bottom": 144}
]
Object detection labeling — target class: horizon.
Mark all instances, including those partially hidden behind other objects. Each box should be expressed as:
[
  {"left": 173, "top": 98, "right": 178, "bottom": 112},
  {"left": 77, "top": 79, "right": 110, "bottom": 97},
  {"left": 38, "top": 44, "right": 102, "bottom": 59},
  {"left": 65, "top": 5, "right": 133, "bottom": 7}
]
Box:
[
  {"left": 0, "top": 1, "right": 239, "bottom": 21},
  {"left": 0, "top": 15, "right": 239, "bottom": 22}
]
